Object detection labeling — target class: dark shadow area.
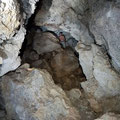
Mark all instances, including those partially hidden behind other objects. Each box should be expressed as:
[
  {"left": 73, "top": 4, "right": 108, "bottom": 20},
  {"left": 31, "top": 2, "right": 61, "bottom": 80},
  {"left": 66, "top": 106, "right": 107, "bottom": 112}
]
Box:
[{"left": 19, "top": 0, "right": 43, "bottom": 58}]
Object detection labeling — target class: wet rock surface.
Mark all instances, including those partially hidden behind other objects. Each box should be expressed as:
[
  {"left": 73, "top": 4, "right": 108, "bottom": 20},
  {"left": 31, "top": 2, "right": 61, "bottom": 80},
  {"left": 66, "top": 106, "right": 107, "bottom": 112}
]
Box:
[{"left": 0, "top": 0, "right": 20, "bottom": 41}]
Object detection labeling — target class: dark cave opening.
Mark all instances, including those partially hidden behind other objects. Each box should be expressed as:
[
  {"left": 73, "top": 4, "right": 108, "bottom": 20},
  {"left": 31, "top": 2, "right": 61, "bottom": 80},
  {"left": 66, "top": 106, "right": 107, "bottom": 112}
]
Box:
[{"left": 19, "top": 0, "right": 43, "bottom": 57}]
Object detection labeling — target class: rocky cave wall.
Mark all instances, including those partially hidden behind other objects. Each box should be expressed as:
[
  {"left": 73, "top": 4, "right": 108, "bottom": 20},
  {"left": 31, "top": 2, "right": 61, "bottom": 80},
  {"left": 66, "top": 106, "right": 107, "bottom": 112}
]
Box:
[{"left": 0, "top": 0, "right": 120, "bottom": 119}]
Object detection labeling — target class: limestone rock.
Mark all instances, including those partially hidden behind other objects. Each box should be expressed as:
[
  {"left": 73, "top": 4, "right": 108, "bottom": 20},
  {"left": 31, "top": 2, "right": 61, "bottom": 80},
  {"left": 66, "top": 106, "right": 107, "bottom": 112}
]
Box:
[
  {"left": 65, "top": 0, "right": 88, "bottom": 15},
  {"left": 0, "top": 0, "right": 20, "bottom": 42},
  {"left": 35, "top": 0, "right": 93, "bottom": 43},
  {"left": 90, "top": 1, "right": 120, "bottom": 72},
  {"left": 0, "top": 0, "right": 38, "bottom": 76},
  {"left": 20, "top": 0, "right": 39, "bottom": 20},
  {"left": 0, "top": 27, "right": 26, "bottom": 76},
  {"left": 0, "top": 65, "right": 80, "bottom": 120},
  {"left": 95, "top": 113, "right": 120, "bottom": 120},
  {"left": 33, "top": 32, "right": 61, "bottom": 54},
  {"left": 76, "top": 42, "right": 120, "bottom": 112}
]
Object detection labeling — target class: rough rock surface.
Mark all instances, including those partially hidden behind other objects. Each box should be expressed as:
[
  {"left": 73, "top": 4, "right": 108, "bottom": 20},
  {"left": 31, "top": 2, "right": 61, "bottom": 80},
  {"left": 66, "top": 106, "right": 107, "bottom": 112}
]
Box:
[
  {"left": 0, "top": 64, "right": 80, "bottom": 120},
  {"left": 95, "top": 113, "right": 120, "bottom": 120},
  {"left": 0, "top": 0, "right": 20, "bottom": 42},
  {"left": 76, "top": 42, "right": 120, "bottom": 112},
  {"left": 90, "top": 1, "right": 120, "bottom": 72},
  {"left": 35, "top": 0, "right": 93, "bottom": 44},
  {"left": 33, "top": 32, "right": 61, "bottom": 54},
  {"left": 50, "top": 49, "right": 79, "bottom": 78},
  {"left": 0, "top": 0, "right": 38, "bottom": 76},
  {"left": 0, "top": 27, "right": 26, "bottom": 76},
  {"left": 20, "top": 0, "right": 39, "bottom": 20},
  {"left": 66, "top": 88, "right": 98, "bottom": 120}
]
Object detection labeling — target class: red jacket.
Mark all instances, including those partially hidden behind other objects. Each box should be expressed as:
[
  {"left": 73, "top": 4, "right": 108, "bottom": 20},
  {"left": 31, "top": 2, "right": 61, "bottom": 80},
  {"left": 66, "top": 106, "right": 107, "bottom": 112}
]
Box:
[{"left": 59, "top": 35, "right": 66, "bottom": 42}]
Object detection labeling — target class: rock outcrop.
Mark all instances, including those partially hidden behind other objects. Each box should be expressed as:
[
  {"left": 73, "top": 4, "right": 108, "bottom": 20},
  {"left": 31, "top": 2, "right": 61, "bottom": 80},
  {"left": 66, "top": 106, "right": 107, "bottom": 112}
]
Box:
[
  {"left": 90, "top": 1, "right": 120, "bottom": 72},
  {"left": 0, "top": 0, "right": 38, "bottom": 76},
  {"left": 0, "top": 64, "right": 80, "bottom": 120},
  {"left": 0, "top": 0, "right": 120, "bottom": 119},
  {"left": 35, "top": 0, "right": 94, "bottom": 44},
  {"left": 76, "top": 42, "right": 120, "bottom": 112}
]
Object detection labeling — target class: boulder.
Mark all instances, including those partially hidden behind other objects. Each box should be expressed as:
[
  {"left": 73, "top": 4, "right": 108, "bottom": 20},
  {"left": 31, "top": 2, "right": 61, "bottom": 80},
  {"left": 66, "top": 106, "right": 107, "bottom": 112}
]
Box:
[
  {"left": 90, "top": 1, "right": 120, "bottom": 72},
  {"left": 0, "top": 65, "right": 80, "bottom": 120},
  {"left": 33, "top": 32, "right": 61, "bottom": 54},
  {"left": 76, "top": 42, "right": 120, "bottom": 112},
  {"left": 0, "top": 0, "right": 39, "bottom": 76}
]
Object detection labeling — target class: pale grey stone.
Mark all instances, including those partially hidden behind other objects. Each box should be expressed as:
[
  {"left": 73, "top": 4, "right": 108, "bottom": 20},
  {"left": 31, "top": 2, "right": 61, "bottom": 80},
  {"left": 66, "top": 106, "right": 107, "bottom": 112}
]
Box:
[
  {"left": 0, "top": 0, "right": 20, "bottom": 41},
  {"left": 90, "top": 1, "right": 120, "bottom": 72},
  {"left": 0, "top": 27, "right": 26, "bottom": 76},
  {"left": 35, "top": 0, "right": 94, "bottom": 44},
  {"left": 0, "top": 65, "right": 80, "bottom": 120},
  {"left": 76, "top": 42, "right": 120, "bottom": 112}
]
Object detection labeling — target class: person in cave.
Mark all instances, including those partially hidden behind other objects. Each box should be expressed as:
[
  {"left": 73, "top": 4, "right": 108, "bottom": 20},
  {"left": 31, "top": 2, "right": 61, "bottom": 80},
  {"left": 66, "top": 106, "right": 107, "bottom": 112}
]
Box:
[{"left": 58, "top": 32, "right": 66, "bottom": 48}]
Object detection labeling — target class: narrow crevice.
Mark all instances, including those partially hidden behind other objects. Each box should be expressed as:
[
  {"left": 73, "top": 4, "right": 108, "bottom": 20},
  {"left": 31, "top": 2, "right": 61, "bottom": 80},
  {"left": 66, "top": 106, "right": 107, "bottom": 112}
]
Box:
[{"left": 19, "top": 0, "right": 43, "bottom": 57}]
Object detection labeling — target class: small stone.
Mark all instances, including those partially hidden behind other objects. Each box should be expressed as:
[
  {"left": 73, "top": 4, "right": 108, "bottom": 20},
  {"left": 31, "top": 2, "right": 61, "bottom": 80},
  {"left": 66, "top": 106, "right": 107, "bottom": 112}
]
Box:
[
  {"left": 67, "top": 89, "right": 82, "bottom": 100},
  {"left": 19, "top": 63, "right": 30, "bottom": 69}
]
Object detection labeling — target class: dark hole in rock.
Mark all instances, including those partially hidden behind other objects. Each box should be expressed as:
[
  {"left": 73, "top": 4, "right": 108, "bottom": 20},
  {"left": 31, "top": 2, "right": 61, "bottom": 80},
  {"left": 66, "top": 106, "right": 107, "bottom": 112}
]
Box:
[{"left": 19, "top": 0, "right": 43, "bottom": 57}]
